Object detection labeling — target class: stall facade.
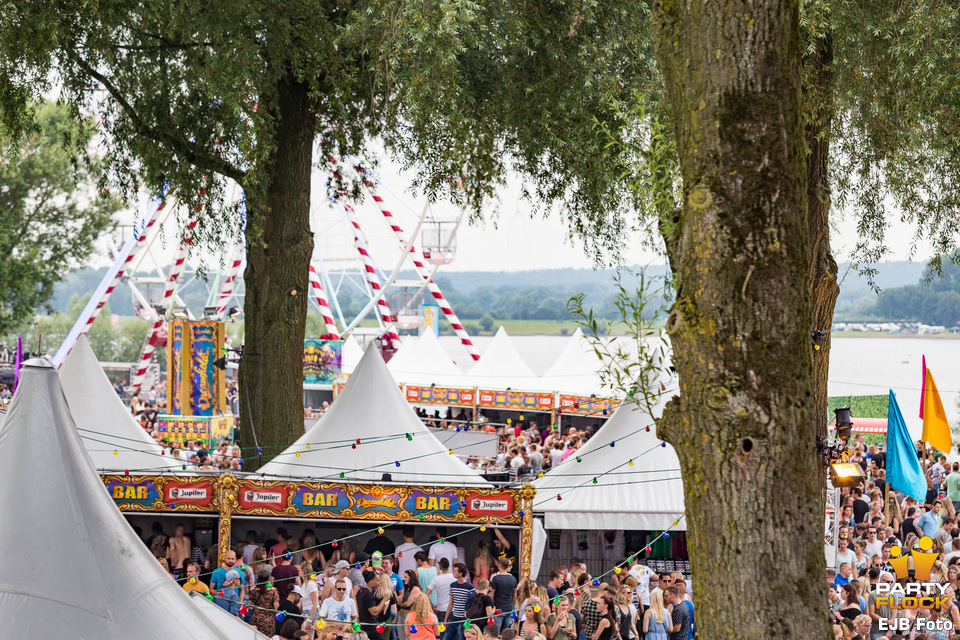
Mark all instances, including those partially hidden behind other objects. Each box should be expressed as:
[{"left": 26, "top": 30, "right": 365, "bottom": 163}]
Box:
[{"left": 103, "top": 472, "right": 538, "bottom": 578}]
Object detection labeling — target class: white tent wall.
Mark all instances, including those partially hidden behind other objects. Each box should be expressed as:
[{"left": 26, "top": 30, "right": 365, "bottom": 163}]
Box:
[
  {"left": 257, "top": 345, "right": 490, "bottom": 486},
  {"left": 387, "top": 331, "right": 467, "bottom": 387},
  {"left": 464, "top": 327, "right": 542, "bottom": 390},
  {"left": 0, "top": 359, "right": 228, "bottom": 638},
  {"left": 59, "top": 335, "right": 181, "bottom": 473}
]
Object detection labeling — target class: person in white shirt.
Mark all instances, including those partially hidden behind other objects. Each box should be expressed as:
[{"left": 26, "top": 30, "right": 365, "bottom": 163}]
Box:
[
  {"left": 863, "top": 526, "right": 883, "bottom": 560},
  {"left": 394, "top": 527, "right": 424, "bottom": 576},
  {"left": 426, "top": 557, "right": 456, "bottom": 618},
  {"left": 628, "top": 561, "right": 655, "bottom": 608},
  {"left": 319, "top": 578, "right": 359, "bottom": 622},
  {"left": 428, "top": 527, "right": 458, "bottom": 568}
]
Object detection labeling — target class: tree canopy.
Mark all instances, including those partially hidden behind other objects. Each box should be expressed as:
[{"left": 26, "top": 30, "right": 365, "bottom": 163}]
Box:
[{"left": 0, "top": 102, "right": 115, "bottom": 336}]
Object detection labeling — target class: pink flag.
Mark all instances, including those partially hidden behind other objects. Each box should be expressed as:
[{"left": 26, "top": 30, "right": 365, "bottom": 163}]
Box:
[{"left": 920, "top": 355, "right": 927, "bottom": 418}]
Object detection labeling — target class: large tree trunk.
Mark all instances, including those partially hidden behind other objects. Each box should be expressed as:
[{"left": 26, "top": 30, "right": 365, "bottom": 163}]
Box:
[
  {"left": 239, "top": 74, "right": 315, "bottom": 460},
  {"left": 652, "top": 0, "right": 829, "bottom": 637},
  {"left": 805, "top": 34, "right": 840, "bottom": 500}
]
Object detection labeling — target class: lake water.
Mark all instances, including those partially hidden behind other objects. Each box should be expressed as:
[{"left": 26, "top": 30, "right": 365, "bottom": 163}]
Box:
[{"left": 438, "top": 335, "right": 960, "bottom": 437}]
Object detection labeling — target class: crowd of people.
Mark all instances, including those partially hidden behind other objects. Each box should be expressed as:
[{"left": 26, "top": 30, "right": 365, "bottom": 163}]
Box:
[
  {"left": 828, "top": 435, "right": 960, "bottom": 640},
  {"left": 137, "top": 523, "right": 693, "bottom": 640}
]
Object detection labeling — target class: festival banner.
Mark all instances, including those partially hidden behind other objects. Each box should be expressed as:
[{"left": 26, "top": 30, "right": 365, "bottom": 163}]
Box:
[
  {"left": 168, "top": 322, "right": 185, "bottom": 414},
  {"left": 291, "top": 486, "right": 349, "bottom": 515},
  {"left": 237, "top": 483, "right": 290, "bottom": 513},
  {"left": 105, "top": 477, "right": 161, "bottom": 507},
  {"left": 101, "top": 475, "right": 219, "bottom": 513},
  {"left": 304, "top": 339, "right": 342, "bottom": 384},
  {"left": 477, "top": 389, "right": 555, "bottom": 411},
  {"left": 189, "top": 322, "right": 219, "bottom": 416},
  {"left": 419, "top": 304, "right": 440, "bottom": 337},
  {"left": 354, "top": 489, "right": 406, "bottom": 517},
  {"left": 164, "top": 479, "right": 216, "bottom": 508},
  {"left": 405, "top": 385, "right": 476, "bottom": 407},
  {"left": 464, "top": 491, "right": 515, "bottom": 518},
  {"left": 557, "top": 394, "right": 620, "bottom": 417},
  {"left": 404, "top": 489, "right": 462, "bottom": 519}
]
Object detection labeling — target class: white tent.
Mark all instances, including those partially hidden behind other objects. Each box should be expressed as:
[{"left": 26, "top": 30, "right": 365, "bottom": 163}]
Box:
[
  {"left": 465, "top": 327, "right": 541, "bottom": 389},
  {"left": 257, "top": 346, "right": 490, "bottom": 486},
  {"left": 59, "top": 335, "right": 181, "bottom": 472},
  {"left": 387, "top": 331, "right": 466, "bottom": 387},
  {"left": 189, "top": 592, "right": 271, "bottom": 639},
  {"left": 342, "top": 335, "right": 364, "bottom": 374},
  {"left": 539, "top": 328, "right": 606, "bottom": 396},
  {"left": 532, "top": 397, "right": 685, "bottom": 531},
  {"left": 0, "top": 358, "right": 227, "bottom": 638}
]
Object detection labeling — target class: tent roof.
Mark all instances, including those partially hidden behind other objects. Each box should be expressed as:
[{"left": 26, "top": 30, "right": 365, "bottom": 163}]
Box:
[
  {"left": 59, "top": 335, "right": 180, "bottom": 472},
  {"left": 532, "top": 397, "right": 685, "bottom": 531},
  {"left": 0, "top": 358, "right": 227, "bottom": 638},
  {"left": 540, "top": 328, "right": 606, "bottom": 396},
  {"left": 189, "top": 592, "right": 271, "bottom": 638},
  {"left": 257, "top": 346, "right": 490, "bottom": 486},
  {"left": 387, "top": 331, "right": 466, "bottom": 387},
  {"left": 342, "top": 335, "right": 364, "bottom": 374},
  {"left": 465, "top": 327, "right": 541, "bottom": 389}
]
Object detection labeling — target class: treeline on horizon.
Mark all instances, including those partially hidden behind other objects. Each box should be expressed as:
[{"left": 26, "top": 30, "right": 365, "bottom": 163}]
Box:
[{"left": 868, "top": 254, "right": 960, "bottom": 327}]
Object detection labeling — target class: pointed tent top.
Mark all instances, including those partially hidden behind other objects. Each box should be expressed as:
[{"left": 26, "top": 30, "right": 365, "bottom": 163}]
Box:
[
  {"left": 532, "top": 396, "right": 685, "bottom": 531},
  {"left": 257, "top": 345, "right": 489, "bottom": 486},
  {"left": 466, "top": 326, "right": 540, "bottom": 389},
  {"left": 59, "top": 335, "right": 180, "bottom": 472},
  {"left": 541, "top": 327, "right": 605, "bottom": 396},
  {"left": 0, "top": 357, "right": 227, "bottom": 637},
  {"left": 342, "top": 335, "right": 364, "bottom": 374},
  {"left": 388, "top": 331, "right": 466, "bottom": 387}
]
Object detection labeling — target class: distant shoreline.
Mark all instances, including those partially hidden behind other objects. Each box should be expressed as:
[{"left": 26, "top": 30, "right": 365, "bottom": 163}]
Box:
[{"left": 830, "top": 331, "right": 960, "bottom": 339}]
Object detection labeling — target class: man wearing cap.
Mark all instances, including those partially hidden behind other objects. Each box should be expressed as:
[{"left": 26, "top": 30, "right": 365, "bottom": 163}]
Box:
[
  {"left": 350, "top": 553, "right": 372, "bottom": 598},
  {"left": 278, "top": 585, "right": 305, "bottom": 627},
  {"left": 322, "top": 561, "right": 354, "bottom": 601}
]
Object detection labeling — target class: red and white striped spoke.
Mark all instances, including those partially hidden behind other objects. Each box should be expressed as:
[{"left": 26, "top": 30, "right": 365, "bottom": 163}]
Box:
[
  {"left": 309, "top": 265, "right": 340, "bottom": 339},
  {"left": 82, "top": 202, "right": 166, "bottom": 338},
  {"left": 130, "top": 219, "right": 198, "bottom": 392},
  {"left": 352, "top": 160, "right": 480, "bottom": 361},
  {"left": 216, "top": 245, "right": 245, "bottom": 318}
]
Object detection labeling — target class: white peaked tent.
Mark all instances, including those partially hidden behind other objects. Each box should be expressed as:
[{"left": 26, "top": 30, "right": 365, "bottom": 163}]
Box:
[
  {"left": 342, "top": 335, "right": 364, "bottom": 374},
  {"left": 0, "top": 359, "right": 228, "bottom": 638},
  {"left": 258, "top": 346, "right": 490, "bottom": 485},
  {"left": 466, "top": 326, "right": 541, "bottom": 389},
  {"left": 387, "top": 331, "right": 466, "bottom": 387},
  {"left": 532, "top": 396, "right": 685, "bottom": 531},
  {"left": 540, "top": 328, "right": 605, "bottom": 395},
  {"left": 59, "top": 335, "right": 180, "bottom": 472},
  {"left": 189, "top": 592, "right": 271, "bottom": 639}
]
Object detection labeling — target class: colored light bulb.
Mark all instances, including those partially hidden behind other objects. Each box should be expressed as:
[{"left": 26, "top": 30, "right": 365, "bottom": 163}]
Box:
[
  {"left": 519, "top": 415, "right": 524, "bottom": 421},
  {"left": 506, "top": 419, "right": 511, "bottom": 424},
  {"left": 113, "top": 450, "right": 118, "bottom": 455},
  {"left": 181, "top": 465, "right": 186, "bottom": 470},
  {"left": 628, "top": 460, "right": 634, "bottom": 466},
  {"left": 276, "top": 612, "right": 286, "bottom": 622},
  {"left": 124, "top": 470, "right": 129, "bottom": 476},
  {"left": 356, "top": 439, "right": 361, "bottom": 445},
  {"left": 592, "top": 477, "right": 597, "bottom": 484},
  {"left": 519, "top": 510, "right": 525, "bottom": 516},
  {"left": 592, "top": 579, "right": 599, "bottom": 587},
  {"left": 602, "top": 410, "right": 608, "bottom": 416},
  {"left": 266, "top": 582, "right": 273, "bottom": 589},
  {"left": 511, "top": 612, "right": 518, "bottom": 620},
  {"left": 609, "top": 440, "right": 615, "bottom": 447},
  {"left": 420, "top": 514, "right": 425, "bottom": 521},
  {"left": 574, "top": 589, "right": 580, "bottom": 596},
  {"left": 190, "top": 577, "right": 197, "bottom": 584},
  {"left": 378, "top": 527, "right": 384, "bottom": 534},
  {"left": 398, "top": 552, "right": 403, "bottom": 557},
  {"left": 219, "top": 589, "right": 224, "bottom": 596},
  {"left": 614, "top": 567, "right": 621, "bottom": 574},
  {"left": 557, "top": 495, "right": 562, "bottom": 501},
  {"left": 311, "top": 573, "right": 317, "bottom": 580},
  {"left": 353, "top": 622, "right": 361, "bottom": 631},
  {"left": 645, "top": 546, "right": 651, "bottom": 552},
  {"left": 488, "top": 617, "right": 495, "bottom": 625},
  {"left": 645, "top": 427, "right": 650, "bottom": 432},
  {"left": 317, "top": 620, "right": 326, "bottom": 629},
  {"left": 480, "top": 525, "right": 486, "bottom": 532},
  {"left": 537, "top": 472, "right": 543, "bottom": 478},
  {"left": 285, "top": 553, "right": 291, "bottom": 560},
  {"left": 449, "top": 449, "right": 454, "bottom": 455},
  {"left": 377, "top": 625, "right": 386, "bottom": 633},
  {"left": 306, "top": 443, "right": 311, "bottom": 449},
  {"left": 661, "top": 443, "right": 666, "bottom": 448},
  {"left": 410, "top": 625, "right": 418, "bottom": 634},
  {"left": 495, "top": 609, "right": 502, "bottom": 615},
  {"left": 332, "top": 541, "right": 338, "bottom": 548},
  {"left": 396, "top": 461, "right": 401, "bottom": 467},
  {"left": 464, "top": 620, "right": 472, "bottom": 629},
  {"left": 240, "top": 565, "right": 246, "bottom": 571},
  {"left": 673, "top": 519, "right": 680, "bottom": 526},
  {"left": 257, "top": 447, "right": 262, "bottom": 454},
  {"left": 533, "top": 605, "right": 540, "bottom": 613},
  {"left": 406, "top": 433, "right": 413, "bottom": 441},
  {"left": 553, "top": 598, "right": 560, "bottom": 606},
  {"left": 576, "top": 457, "right": 581, "bottom": 463},
  {"left": 340, "top": 472, "right": 345, "bottom": 478},
  {"left": 352, "top": 444, "right": 357, "bottom": 449},
  {"left": 664, "top": 533, "right": 671, "bottom": 539},
  {"left": 239, "top": 604, "right": 248, "bottom": 615},
  {"left": 439, "top": 624, "right": 446, "bottom": 633},
  {"left": 205, "top": 592, "right": 213, "bottom": 601}
]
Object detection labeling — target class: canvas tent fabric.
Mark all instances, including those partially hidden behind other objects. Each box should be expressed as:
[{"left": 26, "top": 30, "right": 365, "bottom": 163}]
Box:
[
  {"left": 189, "top": 591, "right": 271, "bottom": 639},
  {"left": 0, "top": 358, "right": 228, "bottom": 638},
  {"left": 59, "top": 335, "right": 180, "bottom": 472},
  {"left": 257, "top": 346, "right": 490, "bottom": 486},
  {"left": 387, "top": 331, "right": 467, "bottom": 387},
  {"left": 532, "top": 397, "right": 685, "bottom": 531},
  {"left": 539, "top": 328, "right": 606, "bottom": 396},
  {"left": 465, "top": 327, "right": 541, "bottom": 389}
]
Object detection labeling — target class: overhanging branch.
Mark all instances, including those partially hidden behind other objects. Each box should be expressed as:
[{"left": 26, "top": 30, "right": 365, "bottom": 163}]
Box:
[{"left": 66, "top": 51, "right": 247, "bottom": 186}]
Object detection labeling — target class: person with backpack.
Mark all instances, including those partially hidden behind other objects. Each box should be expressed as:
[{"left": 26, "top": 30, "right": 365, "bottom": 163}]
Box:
[{"left": 466, "top": 579, "right": 496, "bottom": 631}]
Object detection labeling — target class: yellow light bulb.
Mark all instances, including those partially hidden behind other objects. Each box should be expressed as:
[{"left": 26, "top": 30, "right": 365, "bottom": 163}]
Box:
[
  {"left": 614, "top": 567, "right": 622, "bottom": 574},
  {"left": 439, "top": 624, "right": 446, "bottom": 633},
  {"left": 296, "top": 451, "right": 300, "bottom": 457},
  {"left": 628, "top": 460, "right": 634, "bottom": 466},
  {"left": 113, "top": 450, "right": 118, "bottom": 456},
  {"left": 480, "top": 525, "right": 486, "bottom": 532},
  {"left": 190, "top": 577, "right": 197, "bottom": 584},
  {"left": 311, "top": 573, "right": 317, "bottom": 580},
  {"left": 378, "top": 527, "right": 384, "bottom": 534},
  {"left": 306, "top": 443, "right": 311, "bottom": 449},
  {"left": 449, "top": 449, "right": 454, "bottom": 455},
  {"left": 317, "top": 620, "right": 326, "bottom": 630},
  {"left": 534, "top": 605, "right": 541, "bottom": 613}
]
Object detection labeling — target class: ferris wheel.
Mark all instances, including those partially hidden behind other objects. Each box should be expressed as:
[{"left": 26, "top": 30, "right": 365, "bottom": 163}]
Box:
[{"left": 49, "top": 155, "right": 479, "bottom": 391}]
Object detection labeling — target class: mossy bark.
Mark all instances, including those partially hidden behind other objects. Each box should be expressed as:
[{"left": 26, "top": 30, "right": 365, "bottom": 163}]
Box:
[
  {"left": 652, "top": 0, "right": 831, "bottom": 636},
  {"left": 238, "top": 74, "right": 315, "bottom": 459}
]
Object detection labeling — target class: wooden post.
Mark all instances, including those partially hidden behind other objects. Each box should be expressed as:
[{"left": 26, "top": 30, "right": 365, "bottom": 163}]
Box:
[
  {"left": 519, "top": 483, "right": 536, "bottom": 580},
  {"left": 217, "top": 472, "right": 238, "bottom": 566}
]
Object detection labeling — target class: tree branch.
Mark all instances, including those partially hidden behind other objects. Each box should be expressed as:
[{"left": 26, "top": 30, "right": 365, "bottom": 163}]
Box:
[{"left": 66, "top": 51, "right": 247, "bottom": 186}]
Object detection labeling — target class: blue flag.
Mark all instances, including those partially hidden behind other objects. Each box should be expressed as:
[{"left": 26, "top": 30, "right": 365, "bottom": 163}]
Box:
[{"left": 886, "top": 390, "right": 926, "bottom": 502}]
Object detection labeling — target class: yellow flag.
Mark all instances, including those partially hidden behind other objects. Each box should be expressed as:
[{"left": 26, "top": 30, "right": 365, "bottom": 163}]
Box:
[{"left": 922, "top": 369, "right": 952, "bottom": 453}]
